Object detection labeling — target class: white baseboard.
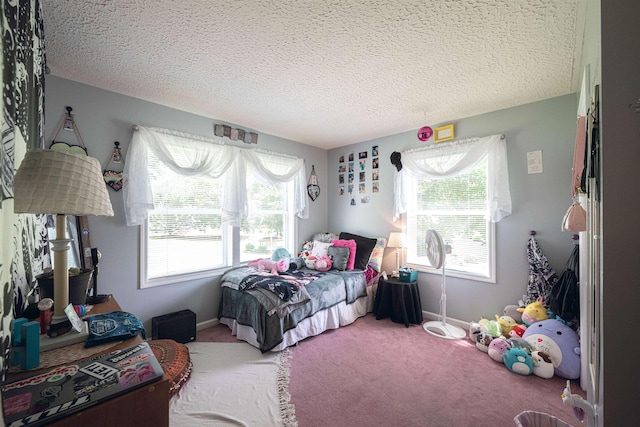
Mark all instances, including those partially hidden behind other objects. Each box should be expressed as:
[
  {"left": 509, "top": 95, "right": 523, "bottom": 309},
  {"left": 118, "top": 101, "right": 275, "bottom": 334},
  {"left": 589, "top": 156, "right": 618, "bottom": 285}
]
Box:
[
  {"left": 422, "top": 310, "right": 470, "bottom": 331},
  {"left": 197, "top": 318, "right": 220, "bottom": 331}
]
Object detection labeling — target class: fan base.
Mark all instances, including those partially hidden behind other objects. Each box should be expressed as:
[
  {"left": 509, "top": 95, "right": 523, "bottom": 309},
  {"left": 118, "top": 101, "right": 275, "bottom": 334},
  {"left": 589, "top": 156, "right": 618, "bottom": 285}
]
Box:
[{"left": 423, "top": 321, "right": 466, "bottom": 340}]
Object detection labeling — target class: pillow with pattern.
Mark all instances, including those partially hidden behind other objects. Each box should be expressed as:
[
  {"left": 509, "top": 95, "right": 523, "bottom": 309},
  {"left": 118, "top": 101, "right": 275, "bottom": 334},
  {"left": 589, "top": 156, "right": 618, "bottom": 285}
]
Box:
[
  {"left": 368, "top": 237, "right": 387, "bottom": 272},
  {"left": 310, "top": 240, "right": 332, "bottom": 258}
]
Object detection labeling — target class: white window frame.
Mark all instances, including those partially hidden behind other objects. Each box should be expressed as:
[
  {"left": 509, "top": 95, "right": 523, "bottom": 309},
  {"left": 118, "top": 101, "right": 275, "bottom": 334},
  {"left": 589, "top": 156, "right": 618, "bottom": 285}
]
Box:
[
  {"left": 403, "top": 153, "right": 498, "bottom": 283},
  {"left": 140, "top": 174, "right": 297, "bottom": 289},
  {"left": 405, "top": 221, "right": 496, "bottom": 283}
]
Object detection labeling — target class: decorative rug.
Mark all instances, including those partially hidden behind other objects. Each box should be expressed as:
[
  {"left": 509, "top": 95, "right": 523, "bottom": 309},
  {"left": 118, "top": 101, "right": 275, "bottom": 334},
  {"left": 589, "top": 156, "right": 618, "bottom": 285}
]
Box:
[{"left": 170, "top": 342, "right": 297, "bottom": 427}]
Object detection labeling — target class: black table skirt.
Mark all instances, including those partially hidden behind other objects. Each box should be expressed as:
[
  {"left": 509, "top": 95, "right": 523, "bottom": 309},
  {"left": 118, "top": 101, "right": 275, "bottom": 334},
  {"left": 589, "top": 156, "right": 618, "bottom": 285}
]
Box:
[{"left": 373, "top": 277, "right": 423, "bottom": 327}]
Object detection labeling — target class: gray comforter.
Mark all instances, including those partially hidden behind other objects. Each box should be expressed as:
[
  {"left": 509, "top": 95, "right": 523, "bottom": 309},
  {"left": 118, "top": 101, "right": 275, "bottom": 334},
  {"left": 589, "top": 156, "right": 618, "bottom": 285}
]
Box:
[{"left": 218, "top": 266, "right": 367, "bottom": 352}]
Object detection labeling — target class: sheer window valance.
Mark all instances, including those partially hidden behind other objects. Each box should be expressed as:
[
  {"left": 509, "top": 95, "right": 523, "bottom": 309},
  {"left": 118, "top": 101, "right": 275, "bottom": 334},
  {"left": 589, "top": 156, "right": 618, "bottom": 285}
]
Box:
[
  {"left": 123, "top": 126, "right": 308, "bottom": 226},
  {"left": 394, "top": 133, "right": 511, "bottom": 222}
]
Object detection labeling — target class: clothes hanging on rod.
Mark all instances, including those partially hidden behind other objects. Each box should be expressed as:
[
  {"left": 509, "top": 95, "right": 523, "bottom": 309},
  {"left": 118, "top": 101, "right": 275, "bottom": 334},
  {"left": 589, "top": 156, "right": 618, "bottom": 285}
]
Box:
[{"left": 524, "top": 232, "right": 558, "bottom": 306}]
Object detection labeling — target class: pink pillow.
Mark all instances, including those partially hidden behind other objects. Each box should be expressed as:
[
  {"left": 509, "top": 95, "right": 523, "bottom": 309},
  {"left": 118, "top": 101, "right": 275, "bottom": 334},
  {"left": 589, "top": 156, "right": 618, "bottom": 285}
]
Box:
[{"left": 331, "top": 239, "right": 356, "bottom": 270}]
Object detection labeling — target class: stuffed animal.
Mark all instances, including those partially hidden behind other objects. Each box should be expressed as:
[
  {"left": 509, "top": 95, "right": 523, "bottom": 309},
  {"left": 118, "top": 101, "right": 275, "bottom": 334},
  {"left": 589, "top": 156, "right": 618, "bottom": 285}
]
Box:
[
  {"left": 248, "top": 258, "right": 288, "bottom": 274},
  {"left": 314, "top": 255, "right": 332, "bottom": 272},
  {"left": 495, "top": 314, "right": 517, "bottom": 337},
  {"left": 298, "top": 241, "right": 314, "bottom": 263},
  {"left": 508, "top": 337, "right": 535, "bottom": 353},
  {"left": 487, "top": 337, "right": 511, "bottom": 363},
  {"left": 503, "top": 347, "right": 533, "bottom": 375},
  {"left": 271, "top": 247, "right": 292, "bottom": 262},
  {"left": 468, "top": 322, "right": 483, "bottom": 343},
  {"left": 475, "top": 332, "right": 493, "bottom": 353},
  {"left": 522, "top": 319, "right": 581, "bottom": 379},
  {"left": 304, "top": 256, "right": 317, "bottom": 269},
  {"left": 508, "top": 324, "right": 527, "bottom": 339},
  {"left": 485, "top": 320, "right": 502, "bottom": 338},
  {"left": 517, "top": 297, "right": 549, "bottom": 326},
  {"left": 531, "top": 350, "right": 555, "bottom": 379},
  {"left": 503, "top": 304, "right": 523, "bottom": 324}
]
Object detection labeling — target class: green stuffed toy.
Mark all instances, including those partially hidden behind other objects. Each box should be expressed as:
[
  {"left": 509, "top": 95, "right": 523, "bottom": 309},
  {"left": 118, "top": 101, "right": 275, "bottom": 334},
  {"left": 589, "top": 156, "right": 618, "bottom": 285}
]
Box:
[{"left": 272, "top": 247, "right": 292, "bottom": 261}]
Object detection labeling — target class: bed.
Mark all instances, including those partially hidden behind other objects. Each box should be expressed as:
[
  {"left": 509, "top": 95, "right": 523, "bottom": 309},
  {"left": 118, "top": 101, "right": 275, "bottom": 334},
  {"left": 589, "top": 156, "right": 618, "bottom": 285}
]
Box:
[{"left": 218, "top": 232, "right": 385, "bottom": 352}]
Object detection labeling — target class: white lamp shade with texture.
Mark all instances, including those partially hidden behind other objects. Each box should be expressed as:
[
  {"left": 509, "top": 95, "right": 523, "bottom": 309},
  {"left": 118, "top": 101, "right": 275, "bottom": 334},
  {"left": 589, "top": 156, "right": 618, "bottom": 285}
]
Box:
[
  {"left": 14, "top": 149, "right": 114, "bottom": 216},
  {"left": 14, "top": 149, "right": 114, "bottom": 331},
  {"left": 387, "top": 232, "right": 406, "bottom": 249}
]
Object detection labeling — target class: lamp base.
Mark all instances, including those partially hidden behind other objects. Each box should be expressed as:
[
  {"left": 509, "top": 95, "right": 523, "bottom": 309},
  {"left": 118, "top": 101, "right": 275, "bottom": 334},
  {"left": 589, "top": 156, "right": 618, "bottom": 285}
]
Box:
[
  {"left": 47, "top": 316, "right": 72, "bottom": 338},
  {"left": 41, "top": 321, "right": 89, "bottom": 352}
]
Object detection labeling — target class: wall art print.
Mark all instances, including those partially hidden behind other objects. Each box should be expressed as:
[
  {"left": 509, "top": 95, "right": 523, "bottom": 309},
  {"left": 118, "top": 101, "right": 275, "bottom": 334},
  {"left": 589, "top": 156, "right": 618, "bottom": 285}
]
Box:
[{"left": 338, "top": 146, "right": 379, "bottom": 205}]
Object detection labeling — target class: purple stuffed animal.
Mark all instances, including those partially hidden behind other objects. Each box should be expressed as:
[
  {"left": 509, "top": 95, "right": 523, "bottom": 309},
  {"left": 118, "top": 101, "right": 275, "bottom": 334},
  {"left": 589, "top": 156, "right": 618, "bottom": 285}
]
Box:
[{"left": 522, "top": 319, "right": 581, "bottom": 379}]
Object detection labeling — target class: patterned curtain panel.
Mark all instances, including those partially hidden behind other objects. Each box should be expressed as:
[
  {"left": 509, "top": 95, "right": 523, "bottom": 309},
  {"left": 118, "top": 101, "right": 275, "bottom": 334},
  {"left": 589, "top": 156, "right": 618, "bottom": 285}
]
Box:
[{"left": 0, "top": 0, "right": 48, "bottom": 399}]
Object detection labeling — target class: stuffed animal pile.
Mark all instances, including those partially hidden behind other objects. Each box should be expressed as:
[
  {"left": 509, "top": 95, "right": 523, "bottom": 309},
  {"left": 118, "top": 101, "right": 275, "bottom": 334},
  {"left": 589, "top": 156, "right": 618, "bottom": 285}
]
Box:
[
  {"left": 297, "top": 240, "right": 333, "bottom": 271},
  {"left": 470, "top": 297, "right": 581, "bottom": 380}
]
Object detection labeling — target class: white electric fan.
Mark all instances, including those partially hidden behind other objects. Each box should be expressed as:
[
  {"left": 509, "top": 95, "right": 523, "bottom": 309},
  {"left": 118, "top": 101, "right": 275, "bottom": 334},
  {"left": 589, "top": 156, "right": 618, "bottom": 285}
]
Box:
[{"left": 422, "top": 229, "right": 467, "bottom": 340}]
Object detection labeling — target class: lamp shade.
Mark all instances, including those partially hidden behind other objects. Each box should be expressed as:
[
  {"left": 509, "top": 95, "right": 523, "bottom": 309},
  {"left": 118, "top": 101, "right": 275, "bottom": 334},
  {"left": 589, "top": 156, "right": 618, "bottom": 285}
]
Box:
[
  {"left": 14, "top": 150, "right": 114, "bottom": 216},
  {"left": 387, "top": 232, "right": 406, "bottom": 248}
]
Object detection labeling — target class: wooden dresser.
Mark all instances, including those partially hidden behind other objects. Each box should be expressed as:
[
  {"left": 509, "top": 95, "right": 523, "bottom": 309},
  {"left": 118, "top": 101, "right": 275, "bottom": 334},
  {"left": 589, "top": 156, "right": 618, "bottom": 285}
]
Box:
[{"left": 5, "top": 296, "right": 169, "bottom": 427}]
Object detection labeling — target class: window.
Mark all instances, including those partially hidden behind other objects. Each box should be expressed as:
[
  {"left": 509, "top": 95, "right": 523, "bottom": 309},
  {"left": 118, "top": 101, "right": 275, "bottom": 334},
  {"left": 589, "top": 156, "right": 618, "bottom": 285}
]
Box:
[
  {"left": 406, "top": 158, "right": 495, "bottom": 281},
  {"left": 239, "top": 174, "right": 294, "bottom": 264},
  {"left": 142, "top": 158, "right": 295, "bottom": 287},
  {"left": 144, "top": 159, "right": 226, "bottom": 284},
  {"left": 130, "top": 127, "right": 305, "bottom": 288},
  {"left": 395, "top": 134, "right": 510, "bottom": 282}
]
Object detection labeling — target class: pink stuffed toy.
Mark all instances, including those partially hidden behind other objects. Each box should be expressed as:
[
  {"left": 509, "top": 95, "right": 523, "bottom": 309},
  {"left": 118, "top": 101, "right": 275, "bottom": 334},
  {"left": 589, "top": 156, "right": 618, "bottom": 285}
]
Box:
[
  {"left": 314, "top": 255, "right": 332, "bottom": 272},
  {"left": 249, "top": 258, "right": 289, "bottom": 274}
]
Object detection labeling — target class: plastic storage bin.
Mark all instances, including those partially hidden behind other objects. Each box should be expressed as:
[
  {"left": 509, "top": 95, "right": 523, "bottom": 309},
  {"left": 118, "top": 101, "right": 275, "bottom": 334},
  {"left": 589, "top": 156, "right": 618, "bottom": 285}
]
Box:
[
  {"left": 398, "top": 269, "right": 418, "bottom": 282},
  {"left": 514, "top": 411, "right": 573, "bottom": 427}
]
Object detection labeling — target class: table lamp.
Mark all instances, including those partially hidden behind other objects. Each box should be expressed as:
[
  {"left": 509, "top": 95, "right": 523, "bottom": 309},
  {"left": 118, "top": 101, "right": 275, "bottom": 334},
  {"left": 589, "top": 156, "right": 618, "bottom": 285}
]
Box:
[
  {"left": 14, "top": 149, "right": 113, "bottom": 340},
  {"left": 387, "top": 232, "right": 406, "bottom": 277}
]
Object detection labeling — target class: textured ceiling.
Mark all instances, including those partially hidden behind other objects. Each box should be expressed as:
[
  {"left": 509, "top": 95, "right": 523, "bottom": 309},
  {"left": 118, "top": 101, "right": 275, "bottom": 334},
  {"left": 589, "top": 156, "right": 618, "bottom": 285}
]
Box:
[{"left": 42, "top": 0, "right": 585, "bottom": 149}]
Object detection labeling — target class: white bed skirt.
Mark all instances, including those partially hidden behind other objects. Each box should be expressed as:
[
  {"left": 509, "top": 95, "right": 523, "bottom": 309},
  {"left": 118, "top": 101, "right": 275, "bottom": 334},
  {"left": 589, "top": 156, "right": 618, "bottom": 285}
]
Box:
[{"left": 220, "top": 284, "right": 376, "bottom": 351}]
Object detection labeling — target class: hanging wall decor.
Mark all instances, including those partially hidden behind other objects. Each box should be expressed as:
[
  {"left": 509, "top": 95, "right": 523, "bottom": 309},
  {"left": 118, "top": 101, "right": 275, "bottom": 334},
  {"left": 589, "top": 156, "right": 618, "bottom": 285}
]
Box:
[
  {"left": 434, "top": 124, "right": 455, "bottom": 143},
  {"left": 307, "top": 165, "right": 320, "bottom": 201},
  {"left": 103, "top": 141, "right": 125, "bottom": 191},
  {"left": 417, "top": 126, "right": 433, "bottom": 141},
  {"left": 49, "top": 106, "right": 88, "bottom": 155},
  {"left": 214, "top": 123, "right": 258, "bottom": 144}
]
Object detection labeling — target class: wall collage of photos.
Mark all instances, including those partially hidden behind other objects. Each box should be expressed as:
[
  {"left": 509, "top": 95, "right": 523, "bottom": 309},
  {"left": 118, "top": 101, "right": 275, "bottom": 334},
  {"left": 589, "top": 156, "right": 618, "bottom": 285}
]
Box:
[{"left": 338, "top": 145, "right": 379, "bottom": 206}]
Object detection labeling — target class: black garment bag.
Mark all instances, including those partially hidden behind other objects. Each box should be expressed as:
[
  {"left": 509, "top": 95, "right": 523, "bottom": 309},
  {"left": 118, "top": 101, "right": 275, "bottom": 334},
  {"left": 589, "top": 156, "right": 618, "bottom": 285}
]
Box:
[{"left": 550, "top": 245, "right": 580, "bottom": 326}]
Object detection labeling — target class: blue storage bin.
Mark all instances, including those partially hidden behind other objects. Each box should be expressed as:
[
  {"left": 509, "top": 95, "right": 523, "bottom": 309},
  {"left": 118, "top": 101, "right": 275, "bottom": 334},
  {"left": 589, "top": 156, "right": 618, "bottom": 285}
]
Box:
[{"left": 399, "top": 269, "right": 418, "bottom": 282}]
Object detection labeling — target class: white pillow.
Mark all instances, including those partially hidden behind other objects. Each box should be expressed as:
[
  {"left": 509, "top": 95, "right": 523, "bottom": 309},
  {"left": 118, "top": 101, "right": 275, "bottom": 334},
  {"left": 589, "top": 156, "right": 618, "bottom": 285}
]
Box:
[{"left": 310, "top": 240, "right": 332, "bottom": 258}]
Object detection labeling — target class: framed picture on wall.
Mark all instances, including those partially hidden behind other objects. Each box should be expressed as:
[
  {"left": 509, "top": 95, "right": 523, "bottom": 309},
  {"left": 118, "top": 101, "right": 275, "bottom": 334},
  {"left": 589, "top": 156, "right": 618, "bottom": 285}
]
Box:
[{"left": 434, "top": 124, "right": 455, "bottom": 142}]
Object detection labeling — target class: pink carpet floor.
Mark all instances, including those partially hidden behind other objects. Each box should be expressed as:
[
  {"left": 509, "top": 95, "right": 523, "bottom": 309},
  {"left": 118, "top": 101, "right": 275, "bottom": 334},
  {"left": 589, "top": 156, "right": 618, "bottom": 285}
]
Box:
[{"left": 198, "top": 314, "right": 586, "bottom": 427}]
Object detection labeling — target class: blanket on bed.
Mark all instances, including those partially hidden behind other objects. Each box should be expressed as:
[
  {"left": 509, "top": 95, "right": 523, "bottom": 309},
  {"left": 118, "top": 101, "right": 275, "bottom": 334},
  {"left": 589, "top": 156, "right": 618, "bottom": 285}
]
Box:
[
  {"left": 222, "top": 267, "right": 313, "bottom": 318},
  {"left": 219, "top": 267, "right": 367, "bottom": 352},
  {"left": 239, "top": 270, "right": 325, "bottom": 301}
]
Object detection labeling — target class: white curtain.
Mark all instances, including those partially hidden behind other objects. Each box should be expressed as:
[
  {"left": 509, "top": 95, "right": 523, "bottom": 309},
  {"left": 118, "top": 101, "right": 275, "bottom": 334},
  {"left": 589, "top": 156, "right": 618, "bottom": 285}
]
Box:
[
  {"left": 123, "top": 126, "right": 308, "bottom": 226},
  {"left": 393, "top": 133, "right": 512, "bottom": 222}
]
